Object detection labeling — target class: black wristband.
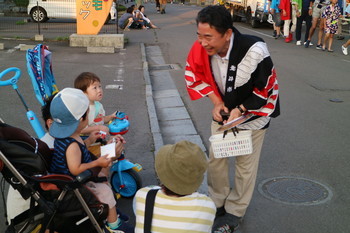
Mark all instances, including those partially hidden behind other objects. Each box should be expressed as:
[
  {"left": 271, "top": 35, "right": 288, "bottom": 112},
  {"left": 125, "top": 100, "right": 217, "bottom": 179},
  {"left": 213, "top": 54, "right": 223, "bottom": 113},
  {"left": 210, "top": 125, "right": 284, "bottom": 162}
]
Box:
[{"left": 237, "top": 106, "right": 245, "bottom": 114}]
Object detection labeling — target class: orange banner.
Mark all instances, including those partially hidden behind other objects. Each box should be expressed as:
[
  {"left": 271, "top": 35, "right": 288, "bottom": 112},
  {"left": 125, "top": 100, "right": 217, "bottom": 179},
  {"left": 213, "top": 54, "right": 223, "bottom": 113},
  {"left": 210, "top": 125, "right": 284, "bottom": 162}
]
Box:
[{"left": 76, "top": 0, "right": 113, "bottom": 35}]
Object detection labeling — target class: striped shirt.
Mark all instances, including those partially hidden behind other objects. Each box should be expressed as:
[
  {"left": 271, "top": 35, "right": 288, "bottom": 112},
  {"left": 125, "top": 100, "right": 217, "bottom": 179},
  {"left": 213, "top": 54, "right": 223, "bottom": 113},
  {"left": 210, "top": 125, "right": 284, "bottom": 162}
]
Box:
[{"left": 134, "top": 186, "right": 216, "bottom": 233}]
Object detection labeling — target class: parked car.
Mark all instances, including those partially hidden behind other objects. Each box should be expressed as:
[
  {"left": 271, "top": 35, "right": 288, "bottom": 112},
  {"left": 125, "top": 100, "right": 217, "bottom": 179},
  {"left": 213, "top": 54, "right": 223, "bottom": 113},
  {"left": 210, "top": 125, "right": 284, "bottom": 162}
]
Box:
[{"left": 27, "top": 0, "right": 116, "bottom": 23}]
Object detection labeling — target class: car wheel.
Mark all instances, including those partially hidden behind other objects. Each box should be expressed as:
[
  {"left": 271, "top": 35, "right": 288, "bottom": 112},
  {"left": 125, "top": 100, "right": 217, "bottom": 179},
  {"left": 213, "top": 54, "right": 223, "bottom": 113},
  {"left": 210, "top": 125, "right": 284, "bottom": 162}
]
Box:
[{"left": 30, "top": 7, "right": 48, "bottom": 23}]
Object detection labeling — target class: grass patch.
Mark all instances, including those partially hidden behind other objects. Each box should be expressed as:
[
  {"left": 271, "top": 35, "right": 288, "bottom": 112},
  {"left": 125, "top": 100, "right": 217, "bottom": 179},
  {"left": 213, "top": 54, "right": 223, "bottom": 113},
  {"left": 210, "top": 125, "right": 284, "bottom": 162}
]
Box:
[
  {"left": 55, "top": 36, "right": 69, "bottom": 41},
  {"left": 15, "top": 20, "right": 27, "bottom": 25},
  {"left": 117, "top": 4, "right": 127, "bottom": 11},
  {"left": 14, "top": 0, "right": 29, "bottom": 7}
]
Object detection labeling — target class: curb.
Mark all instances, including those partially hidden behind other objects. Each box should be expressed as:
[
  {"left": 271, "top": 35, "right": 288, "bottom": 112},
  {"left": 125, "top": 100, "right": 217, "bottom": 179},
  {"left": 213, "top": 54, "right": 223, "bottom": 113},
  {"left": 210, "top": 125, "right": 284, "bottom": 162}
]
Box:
[{"left": 140, "top": 43, "right": 164, "bottom": 154}]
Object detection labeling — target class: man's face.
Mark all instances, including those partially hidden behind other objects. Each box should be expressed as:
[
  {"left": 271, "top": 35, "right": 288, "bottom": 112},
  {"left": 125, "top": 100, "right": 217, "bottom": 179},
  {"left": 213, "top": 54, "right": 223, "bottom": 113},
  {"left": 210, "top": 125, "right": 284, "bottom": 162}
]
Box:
[{"left": 197, "top": 22, "right": 232, "bottom": 57}]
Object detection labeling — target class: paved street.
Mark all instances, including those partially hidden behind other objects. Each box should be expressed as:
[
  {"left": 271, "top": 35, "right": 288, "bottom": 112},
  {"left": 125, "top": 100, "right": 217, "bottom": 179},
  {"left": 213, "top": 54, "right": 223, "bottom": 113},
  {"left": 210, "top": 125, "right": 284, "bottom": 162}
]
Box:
[{"left": 1, "top": 2, "right": 350, "bottom": 232}]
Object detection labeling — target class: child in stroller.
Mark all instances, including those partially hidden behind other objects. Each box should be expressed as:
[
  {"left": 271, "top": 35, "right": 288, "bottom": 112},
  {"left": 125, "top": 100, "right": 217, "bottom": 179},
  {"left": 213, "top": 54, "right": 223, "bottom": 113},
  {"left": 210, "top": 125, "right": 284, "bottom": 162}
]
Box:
[
  {"left": 48, "top": 88, "right": 133, "bottom": 233},
  {"left": 0, "top": 122, "right": 109, "bottom": 233}
]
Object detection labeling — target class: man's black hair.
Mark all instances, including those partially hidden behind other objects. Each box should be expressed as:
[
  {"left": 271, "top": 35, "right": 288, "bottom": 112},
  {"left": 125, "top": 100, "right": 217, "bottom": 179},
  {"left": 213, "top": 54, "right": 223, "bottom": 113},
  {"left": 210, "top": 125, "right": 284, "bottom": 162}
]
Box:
[{"left": 196, "top": 5, "right": 233, "bottom": 35}]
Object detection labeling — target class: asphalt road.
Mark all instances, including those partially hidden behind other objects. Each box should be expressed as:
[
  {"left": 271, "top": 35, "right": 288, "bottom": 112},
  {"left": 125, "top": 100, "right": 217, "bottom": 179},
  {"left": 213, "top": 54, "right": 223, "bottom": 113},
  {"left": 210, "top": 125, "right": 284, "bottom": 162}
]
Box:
[{"left": 1, "top": 2, "right": 350, "bottom": 232}]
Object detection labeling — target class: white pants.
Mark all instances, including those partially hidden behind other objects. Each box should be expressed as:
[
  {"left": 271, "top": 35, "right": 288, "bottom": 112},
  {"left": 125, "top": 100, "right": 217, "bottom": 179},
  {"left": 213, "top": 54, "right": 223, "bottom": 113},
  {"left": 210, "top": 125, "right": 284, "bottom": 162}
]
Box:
[{"left": 284, "top": 4, "right": 297, "bottom": 36}]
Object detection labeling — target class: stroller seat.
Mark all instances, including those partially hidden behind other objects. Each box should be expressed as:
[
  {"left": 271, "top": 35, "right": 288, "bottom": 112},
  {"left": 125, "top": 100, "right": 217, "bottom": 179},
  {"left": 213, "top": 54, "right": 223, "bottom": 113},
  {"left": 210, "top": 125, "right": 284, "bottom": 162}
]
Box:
[{"left": 0, "top": 123, "right": 108, "bottom": 233}]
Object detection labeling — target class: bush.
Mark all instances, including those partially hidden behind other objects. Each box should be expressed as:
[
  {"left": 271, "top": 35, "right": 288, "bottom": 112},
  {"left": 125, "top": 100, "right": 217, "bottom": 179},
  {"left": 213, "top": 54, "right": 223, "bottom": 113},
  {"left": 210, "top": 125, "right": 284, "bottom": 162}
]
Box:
[
  {"left": 117, "top": 4, "right": 127, "bottom": 11},
  {"left": 14, "top": 0, "right": 29, "bottom": 7}
]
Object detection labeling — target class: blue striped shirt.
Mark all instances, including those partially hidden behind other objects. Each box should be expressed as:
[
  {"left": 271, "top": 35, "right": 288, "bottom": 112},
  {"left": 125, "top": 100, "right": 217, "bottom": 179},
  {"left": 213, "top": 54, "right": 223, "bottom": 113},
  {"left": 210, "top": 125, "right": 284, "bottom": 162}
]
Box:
[{"left": 50, "top": 137, "right": 92, "bottom": 176}]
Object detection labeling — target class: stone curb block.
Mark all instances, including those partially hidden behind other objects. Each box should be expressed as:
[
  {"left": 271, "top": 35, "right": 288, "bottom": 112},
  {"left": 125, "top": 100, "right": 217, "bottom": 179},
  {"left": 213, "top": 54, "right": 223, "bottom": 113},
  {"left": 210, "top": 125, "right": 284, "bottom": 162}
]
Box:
[{"left": 87, "top": 47, "right": 115, "bottom": 53}]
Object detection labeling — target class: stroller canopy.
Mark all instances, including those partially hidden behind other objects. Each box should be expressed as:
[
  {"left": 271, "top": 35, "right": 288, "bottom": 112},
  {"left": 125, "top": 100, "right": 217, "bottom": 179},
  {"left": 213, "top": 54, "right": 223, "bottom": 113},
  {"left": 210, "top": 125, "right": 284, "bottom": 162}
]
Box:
[{"left": 26, "top": 44, "right": 59, "bottom": 106}]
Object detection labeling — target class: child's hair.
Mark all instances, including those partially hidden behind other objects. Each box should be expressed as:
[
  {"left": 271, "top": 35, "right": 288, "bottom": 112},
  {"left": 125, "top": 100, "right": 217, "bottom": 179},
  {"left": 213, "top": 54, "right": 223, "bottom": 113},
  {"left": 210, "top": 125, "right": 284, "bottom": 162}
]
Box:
[
  {"left": 41, "top": 94, "right": 56, "bottom": 130},
  {"left": 74, "top": 72, "right": 101, "bottom": 92}
]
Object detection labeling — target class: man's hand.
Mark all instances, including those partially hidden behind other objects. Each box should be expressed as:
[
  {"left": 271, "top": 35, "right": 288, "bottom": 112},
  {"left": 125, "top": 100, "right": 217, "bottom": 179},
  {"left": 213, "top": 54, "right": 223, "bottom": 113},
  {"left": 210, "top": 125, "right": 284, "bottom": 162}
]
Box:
[
  {"left": 282, "top": 10, "right": 287, "bottom": 17},
  {"left": 212, "top": 102, "right": 229, "bottom": 122},
  {"left": 208, "top": 93, "right": 228, "bottom": 122},
  {"left": 225, "top": 108, "right": 242, "bottom": 124}
]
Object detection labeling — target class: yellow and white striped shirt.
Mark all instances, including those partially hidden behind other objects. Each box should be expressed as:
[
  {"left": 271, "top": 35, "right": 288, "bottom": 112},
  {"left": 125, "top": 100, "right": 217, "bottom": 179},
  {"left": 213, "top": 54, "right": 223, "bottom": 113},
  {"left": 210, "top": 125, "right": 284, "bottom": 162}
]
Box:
[{"left": 134, "top": 186, "right": 216, "bottom": 233}]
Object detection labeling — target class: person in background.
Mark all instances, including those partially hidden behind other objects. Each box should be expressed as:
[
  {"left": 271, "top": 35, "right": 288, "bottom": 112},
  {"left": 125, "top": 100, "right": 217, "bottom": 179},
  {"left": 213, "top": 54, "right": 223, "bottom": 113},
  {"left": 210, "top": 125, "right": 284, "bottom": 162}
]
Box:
[
  {"left": 295, "top": 0, "right": 313, "bottom": 45},
  {"left": 270, "top": 0, "right": 283, "bottom": 39},
  {"left": 339, "top": 3, "right": 350, "bottom": 51},
  {"left": 118, "top": 7, "right": 134, "bottom": 31},
  {"left": 135, "top": 5, "right": 158, "bottom": 28},
  {"left": 134, "top": 141, "right": 216, "bottom": 233},
  {"left": 280, "top": 0, "right": 298, "bottom": 42},
  {"left": 321, "top": 0, "right": 342, "bottom": 51},
  {"left": 341, "top": 38, "right": 350, "bottom": 55},
  {"left": 305, "top": 0, "right": 331, "bottom": 48},
  {"left": 160, "top": 0, "right": 167, "bottom": 14}
]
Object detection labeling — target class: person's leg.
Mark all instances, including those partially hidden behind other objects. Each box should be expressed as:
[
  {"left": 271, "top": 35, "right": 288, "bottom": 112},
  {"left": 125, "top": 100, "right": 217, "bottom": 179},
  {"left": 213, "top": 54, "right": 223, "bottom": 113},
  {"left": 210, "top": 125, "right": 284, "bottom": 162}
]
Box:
[
  {"left": 308, "top": 17, "right": 318, "bottom": 40},
  {"left": 125, "top": 18, "right": 133, "bottom": 31},
  {"left": 295, "top": 16, "right": 302, "bottom": 43},
  {"left": 305, "top": 13, "right": 312, "bottom": 42},
  {"left": 328, "top": 33, "right": 334, "bottom": 51},
  {"left": 274, "top": 13, "right": 282, "bottom": 39},
  {"left": 317, "top": 17, "right": 325, "bottom": 47},
  {"left": 283, "top": 19, "right": 291, "bottom": 37},
  {"left": 207, "top": 121, "right": 231, "bottom": 210},
  {"left": 342, "top": 39, "right": 350, "bottom": 55},
  {"left": 290, "top": 5, "right": 297, "bottom": 35},
  {"left": 323, "top": 32, "right": 329, "bottom": 50},
  {"left": 225, "top": 129, "right": 266, "bottom": 217}
]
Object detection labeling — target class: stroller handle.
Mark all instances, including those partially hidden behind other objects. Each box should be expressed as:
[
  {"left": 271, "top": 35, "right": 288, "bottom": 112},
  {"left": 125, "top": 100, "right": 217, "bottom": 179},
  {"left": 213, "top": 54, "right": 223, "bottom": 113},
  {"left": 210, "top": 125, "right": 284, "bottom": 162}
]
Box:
[{"left": 0, "top": 67, "right": 21, "bottom": 89}]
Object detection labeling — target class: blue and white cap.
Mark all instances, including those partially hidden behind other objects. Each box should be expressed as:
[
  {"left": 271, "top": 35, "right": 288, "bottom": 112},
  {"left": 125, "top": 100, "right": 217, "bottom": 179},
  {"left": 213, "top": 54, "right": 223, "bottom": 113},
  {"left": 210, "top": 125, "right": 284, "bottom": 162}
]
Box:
[{"left": 49, "top": 88, "right": 89, "bottom": 139}]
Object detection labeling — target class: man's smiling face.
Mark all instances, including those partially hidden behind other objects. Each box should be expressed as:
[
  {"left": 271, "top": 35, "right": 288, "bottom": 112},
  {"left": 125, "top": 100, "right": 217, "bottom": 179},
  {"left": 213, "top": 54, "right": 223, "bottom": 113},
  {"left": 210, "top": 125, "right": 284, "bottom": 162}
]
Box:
[{"left": 196, "top": 22, "right": 232, "bottom": 57}]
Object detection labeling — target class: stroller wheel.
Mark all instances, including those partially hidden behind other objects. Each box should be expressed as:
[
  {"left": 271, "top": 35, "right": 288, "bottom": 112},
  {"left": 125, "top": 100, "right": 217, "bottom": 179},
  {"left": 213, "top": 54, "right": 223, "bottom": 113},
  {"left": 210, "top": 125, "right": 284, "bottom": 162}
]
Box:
[{"left": 111, "top": 169, "right": 142, "bottom": 198}]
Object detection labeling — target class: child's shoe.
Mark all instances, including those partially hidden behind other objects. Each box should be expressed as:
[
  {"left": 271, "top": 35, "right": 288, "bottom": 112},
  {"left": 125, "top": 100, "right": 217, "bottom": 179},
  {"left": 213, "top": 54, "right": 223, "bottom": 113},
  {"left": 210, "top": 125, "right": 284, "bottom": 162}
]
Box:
[
  {"left": 104, "top": 220, "right": 134, "bottom": 233},
  {"left": 117, "top": 209, "right": 130, "bottom": 222}
]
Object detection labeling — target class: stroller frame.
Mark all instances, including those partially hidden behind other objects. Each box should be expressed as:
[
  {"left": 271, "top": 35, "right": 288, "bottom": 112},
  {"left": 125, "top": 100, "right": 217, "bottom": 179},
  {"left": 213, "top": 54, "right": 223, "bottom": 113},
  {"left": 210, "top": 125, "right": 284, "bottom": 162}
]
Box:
[{"left": 0, "top": 124, "right": 107, "bottom": 233}]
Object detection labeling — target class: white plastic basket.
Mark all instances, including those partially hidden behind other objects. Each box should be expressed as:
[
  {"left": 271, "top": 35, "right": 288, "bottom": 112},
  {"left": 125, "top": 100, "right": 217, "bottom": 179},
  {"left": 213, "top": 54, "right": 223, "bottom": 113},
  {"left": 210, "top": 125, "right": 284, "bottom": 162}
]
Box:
[{"left": 209, "top": 130, "right": 253, "bottom": 158}]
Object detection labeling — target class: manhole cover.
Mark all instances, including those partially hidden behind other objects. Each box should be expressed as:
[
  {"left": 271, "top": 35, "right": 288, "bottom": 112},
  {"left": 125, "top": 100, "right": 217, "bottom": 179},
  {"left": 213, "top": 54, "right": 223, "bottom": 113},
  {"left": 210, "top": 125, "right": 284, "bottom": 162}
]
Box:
[{"left": 258, "top": 177, "right": 332, "bottom": 205}]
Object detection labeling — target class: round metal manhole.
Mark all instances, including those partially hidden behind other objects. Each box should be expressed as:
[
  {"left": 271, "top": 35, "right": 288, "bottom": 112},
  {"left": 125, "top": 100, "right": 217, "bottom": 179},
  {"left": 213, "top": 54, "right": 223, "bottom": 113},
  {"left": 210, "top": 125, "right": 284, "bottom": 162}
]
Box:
[{"left": 258, "top": 177, "right": 333, "bottom": 205}]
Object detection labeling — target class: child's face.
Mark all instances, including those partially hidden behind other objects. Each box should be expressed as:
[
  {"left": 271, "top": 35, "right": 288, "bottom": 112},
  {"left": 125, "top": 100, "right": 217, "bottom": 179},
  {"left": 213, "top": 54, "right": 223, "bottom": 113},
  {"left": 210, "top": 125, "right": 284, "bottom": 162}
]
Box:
[{"left": 85, "top": 81, "right": 103, "bottom": 103}]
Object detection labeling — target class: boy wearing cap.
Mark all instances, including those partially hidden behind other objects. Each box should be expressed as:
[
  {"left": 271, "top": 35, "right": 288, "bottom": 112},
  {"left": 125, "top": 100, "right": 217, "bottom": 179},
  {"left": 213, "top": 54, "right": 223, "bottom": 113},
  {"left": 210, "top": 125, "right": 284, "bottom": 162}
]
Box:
[
  {"left": 134, "top": 140, "right": 216, "bottom": 233},
  {"left": 49, "top": 88, "right": 133, "bottom": 233}
]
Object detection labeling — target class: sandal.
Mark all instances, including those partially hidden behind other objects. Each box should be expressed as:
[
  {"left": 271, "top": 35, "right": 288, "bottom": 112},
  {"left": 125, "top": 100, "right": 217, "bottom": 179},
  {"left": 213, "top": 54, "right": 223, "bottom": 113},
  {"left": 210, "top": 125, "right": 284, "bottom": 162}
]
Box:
[
  {"left": 322, "top": 47, "right": 326, "bottom": 51},
  {"left": 328, "top": 49, "right": 334, "bottom": 52}
]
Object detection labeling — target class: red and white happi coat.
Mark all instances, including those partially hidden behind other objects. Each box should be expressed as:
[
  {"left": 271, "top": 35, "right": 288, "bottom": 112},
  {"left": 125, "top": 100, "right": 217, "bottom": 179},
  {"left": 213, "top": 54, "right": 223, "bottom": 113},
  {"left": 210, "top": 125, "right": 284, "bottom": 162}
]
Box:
[{"left": 185, "top": 28, "right": 280, "bottom": 130}]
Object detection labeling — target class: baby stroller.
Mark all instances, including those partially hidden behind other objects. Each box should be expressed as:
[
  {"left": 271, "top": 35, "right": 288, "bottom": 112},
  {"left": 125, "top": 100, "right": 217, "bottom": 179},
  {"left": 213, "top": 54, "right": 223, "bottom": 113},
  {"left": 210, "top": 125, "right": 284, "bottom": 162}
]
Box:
[{"left": 0, "top": 122, "right": 109, "bottom": 233}]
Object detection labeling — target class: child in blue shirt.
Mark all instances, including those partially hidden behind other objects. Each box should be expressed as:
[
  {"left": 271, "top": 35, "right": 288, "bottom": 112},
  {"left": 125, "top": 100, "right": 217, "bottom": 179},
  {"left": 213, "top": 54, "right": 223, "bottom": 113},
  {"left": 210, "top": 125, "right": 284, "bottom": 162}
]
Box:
[{"left": 49, "top": 88, "right": 133, "bottom": 233}]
